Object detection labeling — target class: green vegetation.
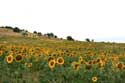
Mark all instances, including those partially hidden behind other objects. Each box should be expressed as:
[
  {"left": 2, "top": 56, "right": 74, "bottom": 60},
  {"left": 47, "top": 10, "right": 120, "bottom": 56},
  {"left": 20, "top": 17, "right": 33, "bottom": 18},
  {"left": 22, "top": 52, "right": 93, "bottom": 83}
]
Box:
[{"left": 0, "top": 27, "right": 125, "bottom": 83}]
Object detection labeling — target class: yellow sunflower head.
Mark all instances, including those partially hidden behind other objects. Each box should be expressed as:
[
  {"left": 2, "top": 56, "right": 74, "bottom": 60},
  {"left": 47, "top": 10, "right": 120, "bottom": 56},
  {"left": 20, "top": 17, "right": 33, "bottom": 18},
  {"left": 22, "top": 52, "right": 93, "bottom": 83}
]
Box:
[
  {"left": 6, "top": 55, "right": 13, "bottom": 64},
  {"left": 79, "top": 60, "right": 84, "bottom": 64},
  {"left": 92, "top": 76, "right": 97, "bottom": 82},
  {"left": 47, "top": 56, "right": 55, "bottom": 62},
  {"left": 56, "top": 57, "right": 64, "bottom": 65},
  {"left": 27, "top": 63, "right": 32, "bottom": 68},
  {"left": 48, "top": 59, "right": 56, "bottom": 69},
  {"left": 72, "top": 62, "right": 80, "bottom": 71},
  {"left": 24, "top": 62, "right": 32, "bottom": 68},
  {"left": 15, "top": 54, "right": 23, "bottom": 62},
  {"left": 9, "top": 51, "right": 13, "bottom": 55},
  {"left": 117, "top": 62, "right": 123, "bottom": 69},
  {"left": 79, "top": 56, "right": 83, "bottom": 61}
]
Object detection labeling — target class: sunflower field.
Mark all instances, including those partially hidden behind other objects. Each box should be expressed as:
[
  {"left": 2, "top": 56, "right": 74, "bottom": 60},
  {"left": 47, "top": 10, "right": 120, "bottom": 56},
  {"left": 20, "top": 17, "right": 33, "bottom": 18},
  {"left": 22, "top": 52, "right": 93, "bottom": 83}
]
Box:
[{"left": 0, "top": 36, "right": 125, "bottom": 83}]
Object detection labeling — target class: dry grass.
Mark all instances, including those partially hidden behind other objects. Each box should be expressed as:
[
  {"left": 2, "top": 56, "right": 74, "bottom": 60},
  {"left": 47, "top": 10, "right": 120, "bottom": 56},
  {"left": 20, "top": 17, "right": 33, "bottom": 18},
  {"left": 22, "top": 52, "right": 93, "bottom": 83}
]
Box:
[{"left": 0, "top": 28, "right": 21, "bottom": 37}]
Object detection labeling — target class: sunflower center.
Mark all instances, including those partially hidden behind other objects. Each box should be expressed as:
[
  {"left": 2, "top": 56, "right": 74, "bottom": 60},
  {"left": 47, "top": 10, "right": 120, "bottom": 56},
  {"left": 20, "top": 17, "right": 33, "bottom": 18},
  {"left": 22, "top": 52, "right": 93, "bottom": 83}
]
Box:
[
  {"left": 8, "top": 57, "right": 12, "bottom": 61},
  {"left": 16, "top": 55, "right": 22, "bottom": 61}
]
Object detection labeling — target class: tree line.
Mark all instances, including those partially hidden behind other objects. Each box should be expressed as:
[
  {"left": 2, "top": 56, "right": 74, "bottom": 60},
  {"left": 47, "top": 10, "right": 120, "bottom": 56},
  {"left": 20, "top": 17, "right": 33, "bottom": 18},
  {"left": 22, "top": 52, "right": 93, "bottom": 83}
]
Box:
[{"left": 0, "top": 26, "right": 94, "bottom": 42}]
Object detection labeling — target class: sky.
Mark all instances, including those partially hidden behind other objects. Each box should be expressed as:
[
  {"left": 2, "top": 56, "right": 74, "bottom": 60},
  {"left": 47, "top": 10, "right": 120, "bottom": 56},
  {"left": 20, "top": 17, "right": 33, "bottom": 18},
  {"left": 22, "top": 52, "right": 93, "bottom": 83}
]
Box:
[{"left": 0, "top": 0, "right": 125, "bottom": 42}]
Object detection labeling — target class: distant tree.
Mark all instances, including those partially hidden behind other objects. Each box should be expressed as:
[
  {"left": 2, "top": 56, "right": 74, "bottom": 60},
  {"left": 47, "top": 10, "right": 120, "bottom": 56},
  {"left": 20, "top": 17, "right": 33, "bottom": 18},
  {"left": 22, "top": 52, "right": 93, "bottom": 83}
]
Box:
[
  {"left": 91, "top": 39, "right": 94, "bottom": 42},
  {"left": 0, "top": 26, "right": 13, "bottom": 29},
  {"left": 25, "top": 30, "right": 28, "bottom": 32},
  {"left": 5, "top": 26, "right": 13, "bottom": 30},
  {"left": 33, "top": 31, "right": 37, "bottom": 34},
  {"left": 50, "top": 33, "right": 54, "bottom": 37},
  {"left": 44, "top": 32, "right": 57, "bottom": 38},
  {"left": 13, "top": 27, "right": 21, "bottom": 33},
  {"left": 47, "top": 33, "right": 54, "bottom": 38},
  {"left": 66, "top": 36, "right": 74, "bottom": 41},
  {"left": 37, "top": 32, "right": 42, "bottom": 36},
  {"left": 85, "top": 38, "right": 90, "bottom": 42},
  {"left": 54, "top": 35, "right": 57, "bottom": 38}
]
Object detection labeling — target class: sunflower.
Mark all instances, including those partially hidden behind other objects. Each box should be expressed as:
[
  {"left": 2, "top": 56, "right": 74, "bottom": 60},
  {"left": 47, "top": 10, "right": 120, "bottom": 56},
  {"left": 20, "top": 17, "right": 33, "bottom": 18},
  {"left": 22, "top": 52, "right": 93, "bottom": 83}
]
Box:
[
  {"left": 6, "top": 55, "right": 13, "bottom": 64},
  {"left": 9, "top": 51, "right": 13, "bottom": 55},
  {"left": 0, "top": 50, "right": 3, "bottom": 56},
  {"left": 92, "top": 76, "right": 97, "bottom": 82},
  {"left": 56, "top": 57, "right": 64, "bottom": 65},
  {"left": 88, "top": 60, "right": 93, "bottom": 65},
  {"left": 47, "top": 56, "right": 55, "bottom": 62},
  {"left": 69, "top": 53, "right": 74, "bottom": 57},
  {"left": 48, "top": 59, "right": 56, "bottom": 69},
  {"left": 24, "top": 62, "right": 32, "bottom": 68},
  {"left": 117, "top": 62, "right": 123, "bottom": 69},
  {"left": 79, "top": 60, "right": 84, "bottom": 64},
  {"left": 27, "top": 63, "right": 32, "bottom": 68},
  {"left": 79, "top": 56, "right": 83, "bottom": 61},
  {"left": 72, "top": 62, "right": 80, "bottom": 71},
  {"left": 15, "top": 54, "right": 23, "bottom": 62},
  {"left": 92, "top": 60, "right": 97, "bottom": 64}
]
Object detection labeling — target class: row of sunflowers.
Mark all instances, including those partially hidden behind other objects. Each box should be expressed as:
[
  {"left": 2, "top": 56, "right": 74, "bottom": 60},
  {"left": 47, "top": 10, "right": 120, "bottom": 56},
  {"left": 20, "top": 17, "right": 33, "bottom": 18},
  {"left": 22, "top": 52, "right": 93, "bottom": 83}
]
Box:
[{"left": 0, "top": 44, "right": 125, "bottom": 83}]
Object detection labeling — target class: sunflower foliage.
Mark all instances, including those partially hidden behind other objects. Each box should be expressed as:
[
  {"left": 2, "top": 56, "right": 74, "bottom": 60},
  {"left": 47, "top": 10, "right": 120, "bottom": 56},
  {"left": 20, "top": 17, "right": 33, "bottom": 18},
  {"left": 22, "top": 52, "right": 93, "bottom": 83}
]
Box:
[{"left": 0, "top": 43, "right": 125, "bottom": 83}]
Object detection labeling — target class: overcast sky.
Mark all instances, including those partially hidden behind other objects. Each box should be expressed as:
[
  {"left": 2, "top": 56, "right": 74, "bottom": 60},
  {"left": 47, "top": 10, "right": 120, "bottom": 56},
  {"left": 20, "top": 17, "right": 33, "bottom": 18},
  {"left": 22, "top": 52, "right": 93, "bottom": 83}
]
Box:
[{"left": 0, "top": 0, "right": 125, "bottom": 42}]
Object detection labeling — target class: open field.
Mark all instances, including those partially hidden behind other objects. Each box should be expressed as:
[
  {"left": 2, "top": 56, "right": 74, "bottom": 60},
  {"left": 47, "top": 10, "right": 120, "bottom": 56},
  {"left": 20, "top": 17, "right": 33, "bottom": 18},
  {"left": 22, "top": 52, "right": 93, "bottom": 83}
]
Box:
[{"left": 0, "top": 29, "right": 125, "bottom": 83}]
